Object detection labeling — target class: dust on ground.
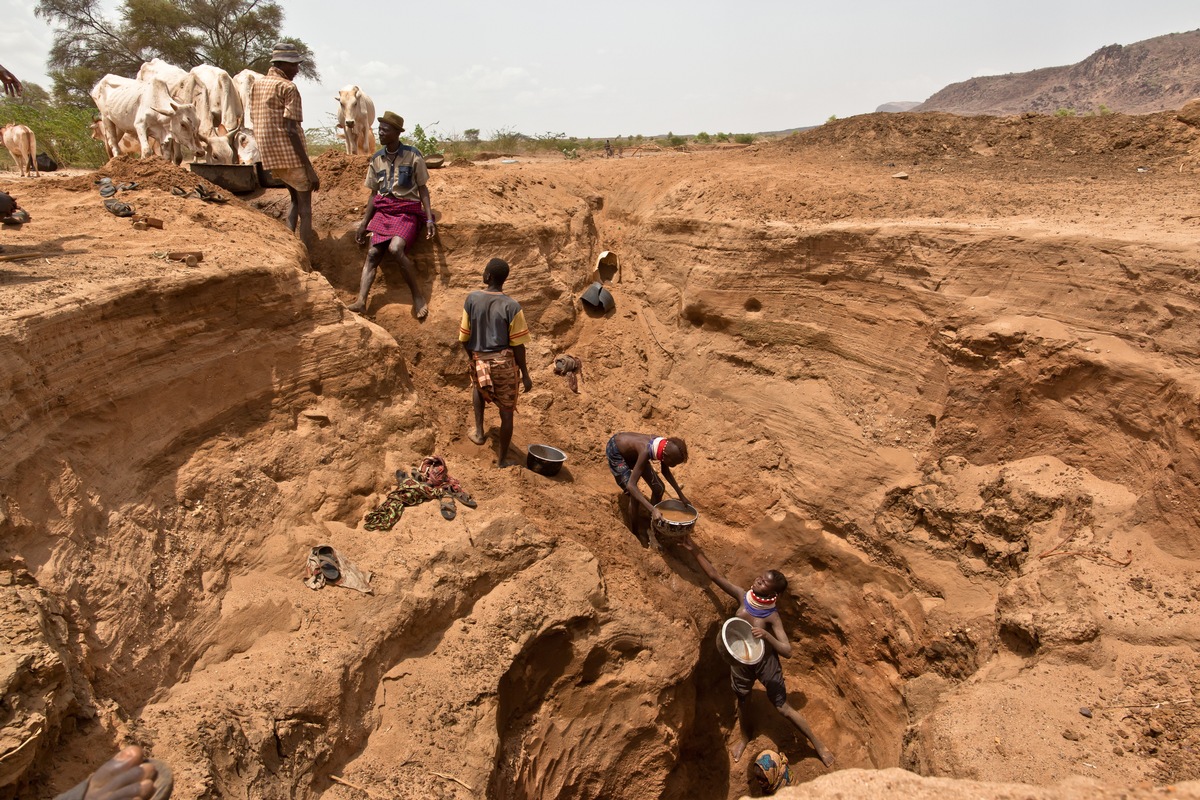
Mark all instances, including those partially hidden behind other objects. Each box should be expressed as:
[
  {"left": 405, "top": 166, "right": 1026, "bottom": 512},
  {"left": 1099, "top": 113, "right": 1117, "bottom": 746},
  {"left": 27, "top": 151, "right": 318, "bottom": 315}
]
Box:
[{"left": 3, "top": 110, "right": 1200, "bottom": 800}]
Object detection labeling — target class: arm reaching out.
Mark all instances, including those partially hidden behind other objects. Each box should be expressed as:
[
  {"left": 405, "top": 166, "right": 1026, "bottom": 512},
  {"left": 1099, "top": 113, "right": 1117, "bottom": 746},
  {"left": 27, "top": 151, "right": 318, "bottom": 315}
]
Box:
[
  {"left": 0, "top": 64, "right": 21, "bottom": 97},
  {"left": 679, "top": 536, "right": 744, "bottom": 601},
  {"left": 661, "top": 463, "right": 689, "bottom": 505}
]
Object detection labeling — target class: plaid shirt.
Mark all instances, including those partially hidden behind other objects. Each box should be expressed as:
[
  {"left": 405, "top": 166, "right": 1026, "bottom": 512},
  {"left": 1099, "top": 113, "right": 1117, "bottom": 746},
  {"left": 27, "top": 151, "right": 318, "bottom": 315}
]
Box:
[{"left": 250, "top": 66, "right": 304, "bottom": 170}]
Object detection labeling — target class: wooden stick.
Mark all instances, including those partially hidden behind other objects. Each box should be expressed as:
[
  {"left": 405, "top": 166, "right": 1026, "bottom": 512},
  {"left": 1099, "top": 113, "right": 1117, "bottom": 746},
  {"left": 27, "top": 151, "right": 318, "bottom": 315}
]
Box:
[
  {"left": 0, "top": 724, "right": 43, "bottom": 764},
  {"left": 0, "top": 250, "right": 85, "bottom": 262},
  {"left": 329, "top": 774, "right": 388, "bottom": 800},
  {"left": 432, "top": 771, "right": 475, "bottom": 792},
  {"left": 1097, "top": 698, "right": 1195, "bottom": 710}
]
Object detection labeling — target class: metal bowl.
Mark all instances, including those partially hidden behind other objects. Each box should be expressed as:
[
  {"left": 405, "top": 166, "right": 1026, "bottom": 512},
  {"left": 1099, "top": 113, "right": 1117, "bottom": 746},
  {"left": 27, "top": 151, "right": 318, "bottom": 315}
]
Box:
[
  {"left": 527, "top": 444, "right": 567, "bottom": 476},
  {"left": 653, "top": 499, "right": 698, "bottom": 537},
  {"left": 718, "top": 617, "right": 764, "bottom": 665}
]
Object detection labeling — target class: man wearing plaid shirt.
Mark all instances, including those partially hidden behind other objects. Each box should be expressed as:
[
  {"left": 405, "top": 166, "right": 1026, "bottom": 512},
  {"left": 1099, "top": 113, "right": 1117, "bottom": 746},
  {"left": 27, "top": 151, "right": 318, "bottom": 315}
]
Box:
[{"left": 251, "top": 42, "right": 320, "bottom": 252}]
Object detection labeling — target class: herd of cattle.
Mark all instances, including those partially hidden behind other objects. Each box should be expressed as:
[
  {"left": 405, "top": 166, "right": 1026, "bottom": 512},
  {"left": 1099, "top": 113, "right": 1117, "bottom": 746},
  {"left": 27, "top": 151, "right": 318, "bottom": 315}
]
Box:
[{"left": 2, "top": 59, "right": 381, "bottom": 175}]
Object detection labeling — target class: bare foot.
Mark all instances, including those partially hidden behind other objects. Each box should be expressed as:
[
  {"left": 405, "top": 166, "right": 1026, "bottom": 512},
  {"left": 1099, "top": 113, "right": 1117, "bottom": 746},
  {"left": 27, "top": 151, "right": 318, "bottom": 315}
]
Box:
[
  {"left": 731, "top": 736, "right": 750, "bottom": 762},
  {"left": 66, "top": 745, "right": 165, "bottom": 800},
  {"left": 467, "top": 429, "right": 486, "bottom": 445},
  {"left": 347, "top": 300, "right": 366, "bottom": 313},
  {"left": 817, "top": 746, "right": 836, "bottom": 768},
  {"left": 499, "top": 457, "right": 522, "bottom": 468},
  {"left": 413, "top": 296, "right": 428, "bottom": 320}
]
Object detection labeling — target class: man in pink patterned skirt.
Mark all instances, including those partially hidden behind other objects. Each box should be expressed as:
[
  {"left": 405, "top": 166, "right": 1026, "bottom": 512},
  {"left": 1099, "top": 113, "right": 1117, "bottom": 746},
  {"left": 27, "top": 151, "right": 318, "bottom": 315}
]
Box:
[{"left": 349, "top": 111, "right": 435, "bottom": 318}]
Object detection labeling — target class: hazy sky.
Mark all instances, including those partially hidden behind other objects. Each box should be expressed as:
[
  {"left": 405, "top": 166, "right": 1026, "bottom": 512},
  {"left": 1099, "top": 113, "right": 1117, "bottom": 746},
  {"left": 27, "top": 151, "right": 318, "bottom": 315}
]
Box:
[{"left": 2, "top": 0, "right": 1197, "bottom": 138}]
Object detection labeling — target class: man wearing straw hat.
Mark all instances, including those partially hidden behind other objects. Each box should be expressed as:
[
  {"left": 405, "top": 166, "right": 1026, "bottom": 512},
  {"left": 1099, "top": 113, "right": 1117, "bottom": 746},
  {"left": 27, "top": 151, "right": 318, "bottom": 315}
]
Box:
[
  {"left": 349, "top": 111, "right": 435, "bottom": 317},
  {"left": 679, "top": 535, "right": 836, "bottom": 767},
  {"left": 251, "top": 42, "right": 320, "bottom": 253}
]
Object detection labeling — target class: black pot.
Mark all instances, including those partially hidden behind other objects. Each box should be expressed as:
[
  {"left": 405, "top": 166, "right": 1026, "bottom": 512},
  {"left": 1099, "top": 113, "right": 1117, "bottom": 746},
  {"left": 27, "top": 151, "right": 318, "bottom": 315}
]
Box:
[{"left": 527, "top": 444, "right": 567, "bottom": 476}]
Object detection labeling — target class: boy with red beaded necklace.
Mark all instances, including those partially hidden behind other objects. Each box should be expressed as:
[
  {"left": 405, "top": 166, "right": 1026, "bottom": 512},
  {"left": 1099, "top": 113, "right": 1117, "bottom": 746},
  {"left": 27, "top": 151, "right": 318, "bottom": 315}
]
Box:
[{"left": 678, "top": 535, "right": 836, "bottom": 767}]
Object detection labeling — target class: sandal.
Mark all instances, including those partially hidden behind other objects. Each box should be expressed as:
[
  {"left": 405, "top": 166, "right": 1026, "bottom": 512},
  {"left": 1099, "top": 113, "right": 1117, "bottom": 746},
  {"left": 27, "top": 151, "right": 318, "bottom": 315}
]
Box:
[
  {"left": 104, "top": 199, "right": 134, "bottom": 217},
  {"left": 194, "top": 184, "right": 227, "bottom": 204},
  {"left": 452, "top": 490, "right": 477, "bottom": 509},
  {"left": 439, "top": 497, "right": 457, "bottom": 521}
]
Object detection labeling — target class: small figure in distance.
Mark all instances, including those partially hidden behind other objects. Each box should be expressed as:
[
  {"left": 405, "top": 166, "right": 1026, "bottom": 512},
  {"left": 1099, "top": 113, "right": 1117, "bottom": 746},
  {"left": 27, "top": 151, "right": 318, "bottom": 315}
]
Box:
[
  {"left": 53, "top": 744, "right": 172, "bottom": 800},
  {"left": 604, "top": 139, "right": 613, "bottom": 158},
  {"left": 605, "top": 432, "right": 689, "bottom": 549},
  {"left": 677, "top": 534, "right": 836, "bottom": 767},
  {"left": 0, "top": 63, "right": 22, "bottom": 97},
  {"left": 250, "top": 43, "right": 320, "bottom": 252},
  {"left": 459, "top": 258, "right": 532, "bottom": 467},
  {"left": 349, "top": 111, "right": 435, "bottom": 318}
]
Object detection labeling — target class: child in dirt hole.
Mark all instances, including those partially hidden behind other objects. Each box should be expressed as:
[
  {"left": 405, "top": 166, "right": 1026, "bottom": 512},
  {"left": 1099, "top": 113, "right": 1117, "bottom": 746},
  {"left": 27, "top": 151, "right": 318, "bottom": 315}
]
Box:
[{"left": 678, "top": 535, "right": 836, "bottom": 768}]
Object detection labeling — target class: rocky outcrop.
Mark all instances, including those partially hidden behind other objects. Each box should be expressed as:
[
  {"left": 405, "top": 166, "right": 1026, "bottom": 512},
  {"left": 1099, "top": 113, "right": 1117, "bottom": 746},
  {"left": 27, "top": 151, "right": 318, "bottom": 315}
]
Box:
[{"left": 917, "top": 29, "right": 1200, "bottom": 115}]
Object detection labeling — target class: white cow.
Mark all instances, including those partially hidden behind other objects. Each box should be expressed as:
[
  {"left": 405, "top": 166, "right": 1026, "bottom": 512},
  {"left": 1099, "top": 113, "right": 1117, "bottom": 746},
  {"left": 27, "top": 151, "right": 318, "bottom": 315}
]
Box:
[
  {"left": 231, "top": 69, "right": 264, "bottom": 164},
  {"left": 234, "top": 129, "right": 260, "bottom": 164},
  {"left": 91, "top": 74, "right": 204, "bottom": 165},
  {"left": 90, "top": 120, "right": 143, "bottom": 156},
  {"left": 232, "top": 69, "right": 262, "bottom": 132},
  {"left": 191, "top": 64, "right": 242, "bottom": 137},
  {"left": 336, "top": 85, "right": 376, "bottom": 155},
  {"left": 203, "top": 134, "right": 234, "bottom": 164},
  {"left": 1, "top": 123, "right": 38, "bottom": 176},
  {"left": 137, "top": 58, "right": 211, "bottom": 141}
]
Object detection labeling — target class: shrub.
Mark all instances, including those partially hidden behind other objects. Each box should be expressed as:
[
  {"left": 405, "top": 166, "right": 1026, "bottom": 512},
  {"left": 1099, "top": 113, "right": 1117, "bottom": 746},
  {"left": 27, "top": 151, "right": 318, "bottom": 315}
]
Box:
[
  {"left": 1055, "top": 108, "right": 1076, "bottom": 117},
  {"left": 405, "top": 123, "right": 443, "bottom": 156},
  {"left": 695, "top": 131, "right": 711, "bottom": 144},
  {"left": 0, "top": 94, "right": 107, "bottom": 168},
  {"left": 464, "top": 128, "right": 480, "bottom": 143},
  {"left": 666, "top": 131, "right": 685, "bottom": 147},
  {"left": 826, "top": 114, "right": 838, "bottom": 123},
  {"left": 714, "top": 132, "right": 730, "bottom": 143},
  {"left": 733, "top": 133, "right": 755, "bottom": 144},
  {"left": 490, "top": 126, "right": 524, "bottom": 153}
]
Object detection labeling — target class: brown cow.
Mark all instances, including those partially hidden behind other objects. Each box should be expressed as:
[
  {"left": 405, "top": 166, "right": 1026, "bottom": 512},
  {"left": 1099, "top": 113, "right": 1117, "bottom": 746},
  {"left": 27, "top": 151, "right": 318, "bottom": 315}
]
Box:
[{"left": 1, "top": 123, "right": 38, "bottom": 177}]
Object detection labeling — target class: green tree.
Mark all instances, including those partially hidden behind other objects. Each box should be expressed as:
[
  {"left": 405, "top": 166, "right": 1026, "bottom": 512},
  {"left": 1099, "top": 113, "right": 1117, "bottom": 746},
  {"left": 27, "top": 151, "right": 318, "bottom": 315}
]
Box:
[
  {"left": 35, "top": 0, "right": 317, "bottom": 105},
  {"left": 464, "top": 128, "right": 480, "bottom": 143},
  {"left": 695, "top": 131, "right": 711, "bottom": 144}
]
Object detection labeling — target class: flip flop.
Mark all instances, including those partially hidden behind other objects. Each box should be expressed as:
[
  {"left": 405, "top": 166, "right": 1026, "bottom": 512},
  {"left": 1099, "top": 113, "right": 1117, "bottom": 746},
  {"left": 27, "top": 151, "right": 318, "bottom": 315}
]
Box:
[
  {"left": 439, "top": 497, "right": 457, "bottom": 521},
  {"left": 104, "top": 199, "right": 134, "bottom": 217},
  {"left": 452, "top": 490, "right": 477, "bottom": 509},
  {"left": 194, "top": 185, "right": 228, "bottom": 204},
  {"left": 117, "top": 181, "right": 138, "bottom": 191},
  {"left": 99, "top": 183, "right": 117, "bottom": 197}
]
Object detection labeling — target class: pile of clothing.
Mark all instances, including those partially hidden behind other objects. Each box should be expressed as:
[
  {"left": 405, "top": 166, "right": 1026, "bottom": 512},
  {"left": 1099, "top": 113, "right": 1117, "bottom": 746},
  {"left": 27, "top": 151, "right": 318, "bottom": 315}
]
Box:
[{"left": 363, "top": 456, "right": 477, "bottom": 531}]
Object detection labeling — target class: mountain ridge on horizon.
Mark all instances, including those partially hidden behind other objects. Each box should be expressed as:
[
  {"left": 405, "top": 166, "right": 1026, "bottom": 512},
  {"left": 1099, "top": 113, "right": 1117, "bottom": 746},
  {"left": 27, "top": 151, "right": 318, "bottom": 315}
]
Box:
[{"left": 908, "top": 28, "right": 1200, "bottom": 116}]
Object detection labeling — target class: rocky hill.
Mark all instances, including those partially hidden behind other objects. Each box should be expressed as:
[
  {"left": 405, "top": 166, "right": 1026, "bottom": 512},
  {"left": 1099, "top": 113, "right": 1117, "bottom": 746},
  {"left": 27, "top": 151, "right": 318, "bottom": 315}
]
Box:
[{"left": 917, "top": 29, "right": 1200, "bottom": 115}]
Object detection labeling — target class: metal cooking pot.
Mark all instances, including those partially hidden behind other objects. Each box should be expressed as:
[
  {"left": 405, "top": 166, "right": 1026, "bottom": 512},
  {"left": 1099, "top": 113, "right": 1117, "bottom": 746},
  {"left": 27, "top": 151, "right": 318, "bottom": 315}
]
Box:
[
  {"left": 653, "top": 499, "right": 698, "bottom": 537},
  {"left": 716, "top": 617, "right": 764, "bottom": 666},
  {"left": 527, "top": 444, "right": 567, "bottom": 476}
]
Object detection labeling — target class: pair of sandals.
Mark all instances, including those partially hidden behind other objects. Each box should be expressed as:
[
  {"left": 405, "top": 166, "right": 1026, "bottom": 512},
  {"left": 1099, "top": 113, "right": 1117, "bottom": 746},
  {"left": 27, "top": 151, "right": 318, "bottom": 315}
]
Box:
[
  {"left": 439, "top": 489, "right": 479, "bottom": 520},
  {"left": 170, "top": 184, "right": 227, "bottom": 204},
  {"left": 96, "top": 177, "right": 137, "bottom": 197},
  {"left": 311, "top": 545, "right": 340, "bottom": 582}
]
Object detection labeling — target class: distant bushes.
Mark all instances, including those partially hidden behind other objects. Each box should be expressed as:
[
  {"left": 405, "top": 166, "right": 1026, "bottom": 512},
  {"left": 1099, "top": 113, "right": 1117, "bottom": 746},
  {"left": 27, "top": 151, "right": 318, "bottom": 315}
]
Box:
[{"left": 0, "top": 92, "right": 108, "bottom": 169}]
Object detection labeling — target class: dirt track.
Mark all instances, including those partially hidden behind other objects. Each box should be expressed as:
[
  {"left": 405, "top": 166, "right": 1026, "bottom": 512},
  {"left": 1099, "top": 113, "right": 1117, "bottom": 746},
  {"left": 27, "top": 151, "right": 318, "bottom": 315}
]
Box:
[{"left": 2, "top": 111, "right": 1200, "bottom": 799}]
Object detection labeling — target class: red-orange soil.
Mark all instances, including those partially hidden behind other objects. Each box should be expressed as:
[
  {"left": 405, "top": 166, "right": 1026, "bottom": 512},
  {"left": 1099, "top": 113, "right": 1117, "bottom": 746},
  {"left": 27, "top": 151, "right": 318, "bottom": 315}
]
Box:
[{"left": 2, "top": 111, "right": 1200, "bottom": 799}]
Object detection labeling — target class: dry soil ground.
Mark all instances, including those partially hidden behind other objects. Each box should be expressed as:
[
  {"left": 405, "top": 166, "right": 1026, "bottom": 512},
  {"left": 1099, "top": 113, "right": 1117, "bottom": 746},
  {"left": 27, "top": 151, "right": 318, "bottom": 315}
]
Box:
[{"left": 2, "top": 110, "right": 1200, "bottom": 800}]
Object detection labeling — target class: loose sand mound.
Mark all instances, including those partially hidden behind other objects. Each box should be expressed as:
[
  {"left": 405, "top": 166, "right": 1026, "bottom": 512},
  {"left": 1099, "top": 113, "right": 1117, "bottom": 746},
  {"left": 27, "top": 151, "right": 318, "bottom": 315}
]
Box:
[{"left": 2, "top": 110, "right": 1199, "bottom": 800}]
